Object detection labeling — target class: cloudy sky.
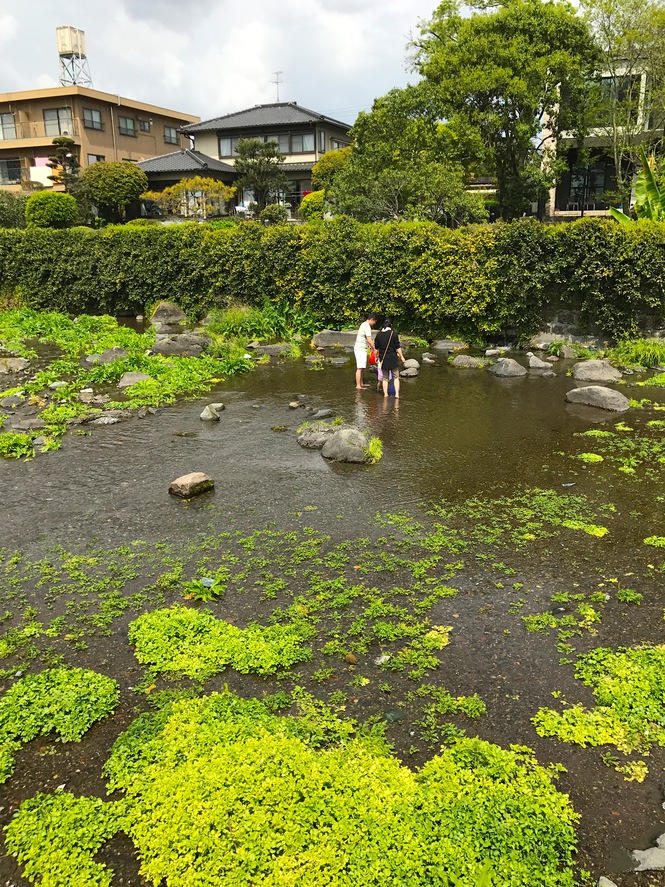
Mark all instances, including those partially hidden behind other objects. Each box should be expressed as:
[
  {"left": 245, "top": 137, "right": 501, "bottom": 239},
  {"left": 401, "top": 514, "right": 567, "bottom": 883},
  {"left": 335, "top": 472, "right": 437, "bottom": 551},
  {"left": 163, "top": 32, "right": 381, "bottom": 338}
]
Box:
[{"left": 0, "top": 1, "right": 437, "bottom": 126}]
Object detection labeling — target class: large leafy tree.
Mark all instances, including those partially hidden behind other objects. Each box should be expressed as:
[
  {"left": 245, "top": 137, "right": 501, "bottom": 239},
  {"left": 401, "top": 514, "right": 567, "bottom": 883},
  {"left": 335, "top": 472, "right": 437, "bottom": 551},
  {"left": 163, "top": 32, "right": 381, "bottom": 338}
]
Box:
[
  {"left": 233, "top": 139, "right": 289, "bottom": 211},
  {"left": 329, "top": 85, "right": 488, "bottom": 225},
  {"left": 143, "top": 176, "right": 236, "bottom": 220},
  {"left": 411, "top": 0, "right": 600, "bottom": 218},
  {"left": 581, "top": 0, "right": 665, "bottom": 206},
  {"left": 81, "top": 161, "right": 148, "bottom": 222}
]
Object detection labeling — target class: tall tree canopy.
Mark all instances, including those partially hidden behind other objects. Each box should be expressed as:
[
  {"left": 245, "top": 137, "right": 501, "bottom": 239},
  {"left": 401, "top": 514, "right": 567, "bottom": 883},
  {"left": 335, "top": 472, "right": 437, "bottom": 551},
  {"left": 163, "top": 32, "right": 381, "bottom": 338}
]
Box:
[
  {"left": 411, "top": 0, "right": 600, "bottom": 218},
  {"left": 81, "top": 161, "right": 148, "bottom": 222}
]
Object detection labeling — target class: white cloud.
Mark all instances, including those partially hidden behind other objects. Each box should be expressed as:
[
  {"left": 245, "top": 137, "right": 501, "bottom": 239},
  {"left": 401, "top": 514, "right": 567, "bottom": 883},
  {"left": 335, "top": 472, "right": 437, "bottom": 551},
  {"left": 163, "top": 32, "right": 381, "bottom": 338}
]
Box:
[{"left": 0, "top": 13, "right": 18, "bottom": 45}]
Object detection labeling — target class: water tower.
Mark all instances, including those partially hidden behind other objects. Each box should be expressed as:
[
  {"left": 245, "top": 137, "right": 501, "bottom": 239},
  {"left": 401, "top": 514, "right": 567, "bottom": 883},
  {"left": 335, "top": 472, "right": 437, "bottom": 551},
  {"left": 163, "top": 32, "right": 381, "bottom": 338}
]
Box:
[{"left": 56, "top": 26, "right": 93, "bottom": 87}]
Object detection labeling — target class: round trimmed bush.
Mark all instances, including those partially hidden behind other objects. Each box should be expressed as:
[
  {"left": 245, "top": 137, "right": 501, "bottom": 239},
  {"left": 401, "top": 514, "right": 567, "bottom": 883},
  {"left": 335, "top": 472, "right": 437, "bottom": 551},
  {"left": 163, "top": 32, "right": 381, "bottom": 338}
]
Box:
[
  {"left": 25, "top": 191, "right": 79, "bottom": 229},
  {"left": 299, "top": 189, "right": 325, "bottom": 221}
]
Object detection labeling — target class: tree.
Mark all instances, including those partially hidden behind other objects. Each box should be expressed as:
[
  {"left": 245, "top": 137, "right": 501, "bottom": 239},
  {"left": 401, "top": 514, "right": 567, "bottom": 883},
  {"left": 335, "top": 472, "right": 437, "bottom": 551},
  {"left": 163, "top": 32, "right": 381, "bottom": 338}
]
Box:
[
  {"left": 81, "top": 161, "right": 149, "bottom": 222},
  {"left": 328, "top": 86, "right": 487, "bottom": 225},
  {"left": 143, "top": 176, "right": 236, "bottom": 220},
  {"left": 47, "top": 137, "right": 81, "bottom": 191},
  {"left": 411, "top": 0, "right": 600, "bottom": 218},
  {"left": 25, "top": 191, "right": 79, "bottom": 229},
  {"left": 311, "top": 147, "right": 352, "bottom": 192},
  {"left": 259, "top": 203, "right": 289, "bottom": 224},
  {"left": 298, "top": 189, "right": 326, "bottom": 221},
  {"left": 581, "top": 0, "right": 665, "bottom": 206},
  {"left": 233, "top": 139, "right": 289, "bottom": 211}
]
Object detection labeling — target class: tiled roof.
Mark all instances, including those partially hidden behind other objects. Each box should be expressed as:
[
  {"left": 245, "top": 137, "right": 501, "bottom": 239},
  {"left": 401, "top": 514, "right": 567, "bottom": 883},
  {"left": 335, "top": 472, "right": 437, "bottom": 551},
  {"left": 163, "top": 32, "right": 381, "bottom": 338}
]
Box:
[
  {"left": 183, "top": 102, "right": 350, "bottom": 134},
  {"left": 282, "top": 162, "right": 315, "bottom": 173},
  {"left": 137, "top": 149, "right": 235, "bottom": 174}
]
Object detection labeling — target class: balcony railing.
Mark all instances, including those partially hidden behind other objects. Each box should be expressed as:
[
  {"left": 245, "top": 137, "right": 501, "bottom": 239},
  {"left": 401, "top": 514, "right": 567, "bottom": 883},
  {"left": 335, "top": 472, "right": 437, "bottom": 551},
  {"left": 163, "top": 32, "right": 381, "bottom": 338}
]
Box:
[{"left": 0, "top": 120, "right": 80, "bottom": 141}]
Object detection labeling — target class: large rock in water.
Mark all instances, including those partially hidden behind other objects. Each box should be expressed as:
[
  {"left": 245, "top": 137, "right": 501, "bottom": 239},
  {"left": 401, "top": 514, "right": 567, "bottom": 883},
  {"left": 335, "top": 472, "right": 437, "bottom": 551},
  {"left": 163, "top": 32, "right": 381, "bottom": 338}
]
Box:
[
  {"left": 432, "top": 339, "right": 467, "bottom": 351},
  {"left": 153, "top": 333, "right": 209, "bottom": 357},
  {"left": 200, "top": 403, "right": 225, "bottom": 421},
  {"left": 151, "top": 301, "right": 186, "bottom": 326},
  {"left": 321, "top": 428, "right": 369, "bottom": 463},
  {"left": 118, "top": 371, "right": 151, "bottom": 389},
  {"left": 298, "top": 421, "right": 344, "bottom": 450},
  {"left": 169, "top": 472, "right": 215, "bottom": 498},
  {"left": 526, "top": 351, "right": 551, "bottom": 370},
  {"left": 86, "top": 346, "right": 128, "bottom": 365},
  {"left": 452, "top": 354, "right": 483, "bottom": 368},
  {"left": 403, "top": 358, "right": 420, "bottom": 370},
  {"left": 566, "top": 385, "right": 630, "bottom": 412},
  {"left": 488, "top": 357, "right": 527, "bottom": 377},
  {"left": 0, "top": 357, "right": 29, "bottom": 375},
  {"left": 572, "top": 359, "right": 622, "bottom": 382}
]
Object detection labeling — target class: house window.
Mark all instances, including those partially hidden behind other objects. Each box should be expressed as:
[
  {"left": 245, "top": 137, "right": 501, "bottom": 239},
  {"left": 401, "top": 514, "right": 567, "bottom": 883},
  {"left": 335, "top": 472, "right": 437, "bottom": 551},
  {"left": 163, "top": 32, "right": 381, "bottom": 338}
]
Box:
[
  {"left": 330, "top": 139, "right": 348, "bottom": 151},
  {"left": 82, "top": 108, "right": 103, "bottom": 131},
  {"left": 0, "top": 158, "right": 21, "bottom": 184},
  {"left": 0, "top": 112, "right": 16, "bottom": 140},
  {"left": 271, "top": 133, "right": 289, "bottom": 153},
  {"left": 219, "top": 136, "right": 240, "bottom": 157},
  {"left": 87, "top": 154, "right": 105, "bottom": 165},
  {"left": 140, "top": 120, "right": 151, "bottom": 132},
  {"left": 44, "top": 107, "right": 73, "bottom": 136},
  {"left": 164, "top": 126, "right": 178, "bottom": 144},
  {"left": 318, "top": 130, "right": 326, "bottom": 153},
  {"left": 119, "top": 116, "right": 136, "bottom": 137},
  {"left": 291, "top": 133, "right": 314, "bottom": 153}
]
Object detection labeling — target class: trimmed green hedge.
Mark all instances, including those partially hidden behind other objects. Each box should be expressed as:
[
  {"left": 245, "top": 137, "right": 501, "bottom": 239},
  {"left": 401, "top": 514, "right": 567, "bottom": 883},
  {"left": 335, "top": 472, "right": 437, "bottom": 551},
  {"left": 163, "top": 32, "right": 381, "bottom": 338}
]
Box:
[{"left": 1, "top": 217, "right": 664, "bottom": 339}]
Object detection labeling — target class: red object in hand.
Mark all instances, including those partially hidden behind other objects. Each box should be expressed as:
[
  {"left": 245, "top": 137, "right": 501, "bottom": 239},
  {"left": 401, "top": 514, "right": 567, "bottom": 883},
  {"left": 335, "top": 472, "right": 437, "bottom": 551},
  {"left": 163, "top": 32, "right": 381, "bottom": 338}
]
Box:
[{"left": 368, "top": 350, "right": 376, "bottom": 365}]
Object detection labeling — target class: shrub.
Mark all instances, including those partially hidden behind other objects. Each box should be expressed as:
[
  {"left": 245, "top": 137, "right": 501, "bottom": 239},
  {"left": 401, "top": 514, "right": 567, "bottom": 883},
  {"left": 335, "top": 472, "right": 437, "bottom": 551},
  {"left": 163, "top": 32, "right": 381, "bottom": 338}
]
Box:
[
  {"left": 0, "top": 191, "right": 27, "bottom": 229},
  {"left": 299, "top": 189, "right": 325, "bottom": 221},
  {"left": 260, "top": 203, "right": 289, "bottom": 224},
  {"left": 24, "top": 191, "right": 78, "bottom": 229}
]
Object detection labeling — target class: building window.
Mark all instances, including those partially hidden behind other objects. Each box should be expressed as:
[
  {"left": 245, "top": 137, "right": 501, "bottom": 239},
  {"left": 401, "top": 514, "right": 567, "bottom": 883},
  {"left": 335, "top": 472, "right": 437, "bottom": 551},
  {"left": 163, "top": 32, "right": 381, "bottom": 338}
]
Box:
[
  {"left": 291, "top": 133, "right": 314, "bottom": 153},
  {"left": 140, "top": 120, "right": 151, "bottom": 132},
  {"left": 0, "top": 112, "right": 16, "bottom": 140},
  {"left": 219, "top": 136, "right": 240, "bottom": 157},
  {"left": 318, "top": 130, "right": 326, "bottom": 153},
  {"left": 87, "top": 154, "right": 105, "bottom": 165},
  {"left": 82, "top": 108, "right": 103, "bottom": 130},
  {"left": 164, "top": 126, "right": 178, "bottom": 144},
  {"left": 330, "top": 139, "right": 348, "bottom": 151},
  {"left": 44, "top": 107, "right": 73, "bottom": 136},
  {"left": 0, "top": 158, "right": 21, "bottom": 185},
  {"left": 119, "top": 116, "right": 136, "bottom": 137}
]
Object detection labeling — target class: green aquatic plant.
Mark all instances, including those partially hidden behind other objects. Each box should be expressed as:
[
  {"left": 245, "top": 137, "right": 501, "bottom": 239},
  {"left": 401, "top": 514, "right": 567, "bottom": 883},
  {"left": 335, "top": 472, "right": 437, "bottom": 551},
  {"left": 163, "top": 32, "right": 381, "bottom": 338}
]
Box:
[
  {"left": 128, "top": 606, "right": 314, "bottom": 681},
  {"left": 644, "top": 536, "right": 665, "bottom": 547},
  {"left": 608, "top": 338, "right": 665, "bottom": 369},
  {"left": 364, "top": 436, "right": 384, "bottom": 464},
  {"left": 0, "top": 668, "right": 119, "bottom": 782},
  {"left": 577, "top": 453, "right": 604, "bottom": 464}
]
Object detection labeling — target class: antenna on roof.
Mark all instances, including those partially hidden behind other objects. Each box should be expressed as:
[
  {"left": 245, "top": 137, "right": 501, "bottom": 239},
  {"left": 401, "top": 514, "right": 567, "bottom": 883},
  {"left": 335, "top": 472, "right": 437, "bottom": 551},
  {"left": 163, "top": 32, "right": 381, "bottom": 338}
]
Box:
[
  {"left": 56, "top": 26, "right": 93, "bottom": 87},
  {"left": 271, "top": 71, "right": 283, "bottom": 102}
]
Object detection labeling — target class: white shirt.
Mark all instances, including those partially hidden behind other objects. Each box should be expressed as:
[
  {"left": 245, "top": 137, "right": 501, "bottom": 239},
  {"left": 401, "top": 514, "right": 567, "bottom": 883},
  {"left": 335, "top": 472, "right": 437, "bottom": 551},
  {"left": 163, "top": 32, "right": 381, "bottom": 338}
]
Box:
[{"left": 355, "top": 321, "right": 372, "bottom": 350}]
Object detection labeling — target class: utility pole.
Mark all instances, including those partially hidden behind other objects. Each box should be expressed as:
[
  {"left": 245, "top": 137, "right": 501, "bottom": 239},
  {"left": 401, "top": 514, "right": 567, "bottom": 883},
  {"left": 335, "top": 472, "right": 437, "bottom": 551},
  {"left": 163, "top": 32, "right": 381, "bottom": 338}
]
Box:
[{"left": 271, "top": 71, "right": 283, "bottom": 102}]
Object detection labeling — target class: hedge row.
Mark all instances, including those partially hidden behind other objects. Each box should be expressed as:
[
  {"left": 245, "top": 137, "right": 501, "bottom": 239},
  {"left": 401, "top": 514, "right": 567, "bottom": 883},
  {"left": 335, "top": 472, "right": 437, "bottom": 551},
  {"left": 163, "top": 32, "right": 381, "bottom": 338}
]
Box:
[{"left": 1, "top": 217, "right": 664, "bottom": 340}]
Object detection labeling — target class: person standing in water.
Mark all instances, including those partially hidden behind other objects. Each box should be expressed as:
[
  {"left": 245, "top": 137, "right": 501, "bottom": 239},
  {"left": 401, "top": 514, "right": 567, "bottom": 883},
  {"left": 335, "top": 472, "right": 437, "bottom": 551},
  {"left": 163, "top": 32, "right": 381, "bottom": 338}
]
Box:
[
  {"left": 354, "top": 313, "right": 377, "bottom": 390},
  {"left": 374, "top": 317, "right": 406, "bottom": 398}
]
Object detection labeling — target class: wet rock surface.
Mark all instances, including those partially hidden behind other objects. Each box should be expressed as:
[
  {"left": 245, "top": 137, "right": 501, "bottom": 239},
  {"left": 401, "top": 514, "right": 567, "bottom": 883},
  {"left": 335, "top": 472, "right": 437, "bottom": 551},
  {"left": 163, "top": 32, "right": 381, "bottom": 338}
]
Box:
[
  {"left": 573, "top": 360, "right": 623, "bottom": 383},
  {"left": 0, "top": 357, "right": 29, "bottom": 375},
  {"left": 168, "top": 471, "right": 215, "bottom": 498},
  {"left": 321, "top": 427, "right": 369, "bottom": 462},
  {"left": 566, "top": 385, "right": 630, "bottom": 412},
  {"left": 488, "top": 357, "right": 527, "bottom": 377},
  {"left": 452, "top": 354, "right": 484, "bottom": 368}
]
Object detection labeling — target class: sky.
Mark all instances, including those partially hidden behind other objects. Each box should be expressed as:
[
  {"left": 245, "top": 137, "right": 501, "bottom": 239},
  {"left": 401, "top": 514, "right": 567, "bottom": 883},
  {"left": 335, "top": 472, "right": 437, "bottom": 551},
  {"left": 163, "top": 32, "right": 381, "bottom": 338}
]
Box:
[{"left": 0, "top": 0, "right": 438, "bottom": 127}]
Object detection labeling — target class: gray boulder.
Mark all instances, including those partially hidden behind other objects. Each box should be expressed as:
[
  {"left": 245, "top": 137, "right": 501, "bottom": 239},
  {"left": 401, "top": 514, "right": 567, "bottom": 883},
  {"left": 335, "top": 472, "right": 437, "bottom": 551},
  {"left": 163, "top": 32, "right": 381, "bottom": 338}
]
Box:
[
  {"left": 485, "top": 348, "right": 508, "bottom": 357},
  {"left": 90, "top": 416, "right": 121, "bottom": 426},
  {"left": 153, "top": 333, "right": 209, "bottom": 358},
  {"left": 321, "top": 428, "right": 369, "bottom": 463},
  {"left": 86, "top": 346, "right": 128, "bottom": 365},
  {"left": 632, "top": 845, "right": 665, "bottom": 871},
  {"left": 546, "top": 355, "right": 559, "bottom": 362},
  {"left": 566, "top": 385, "right": 630, "bottom": 412},
  {"left": 526, "top": 351, "right": 551, "bottom": 370},
  {"left": 560, "top": 345, "right": 577, "bottom": 359},
  {"left": 422, "top": 356, "right": 436, "bottom": 364},
  {"left": 200, "top": 403, "right": 225, "bottom": 421},
  {"left": 298, "top": 421, "right": 344, "bottom": 450},
  {"left": 403, "top": 358, "right": 420, "bottom": 370},
  {"left": 169, "top": 471, "right": 215, "bottom": 499},
  {"left": 313, "top": 329, "right": 373, "bottom": 348},
  {"left": 488, "top": 358, "right": 527, "bottom": 377},
  {"left": 596, "top": 879, "right": 618, "bottom": 887},
  {"left": 253, "top": 343, "right": 293, "bottom": 357},
  {"left": 452, "top": 354, "right": 483, "bottom": 368},
  {"left": 151, "top": 301, "right": 186, "bottom": 326},
  {"left": 400, "top": 366, "right": 419, "bottom": 377},
  {"left": 432, "top": 339, "right": 467, "bottom": 351},
  {"left": 572, "top": 359, "right": 622, "bottom": 382},
  {"left": 12, "top": 417, "right": 46, "bottom": 431},
  {"left": 422, "top": 352, "right": 436, "bottom": 360},
  {"left": 0, "top": 394, "right": 24, "bottom": 408},
  {"left": 118, "top": 372, "right": 151, "bottom": 389},
  {"left": 0, "top": 357, "right": 29, "bottom": 375},
  {"left": 328, "top": 356, "right": 349, "bottom": 366},
  {"left": 311, "top": 408, "right": 335, "bottom": 420}
]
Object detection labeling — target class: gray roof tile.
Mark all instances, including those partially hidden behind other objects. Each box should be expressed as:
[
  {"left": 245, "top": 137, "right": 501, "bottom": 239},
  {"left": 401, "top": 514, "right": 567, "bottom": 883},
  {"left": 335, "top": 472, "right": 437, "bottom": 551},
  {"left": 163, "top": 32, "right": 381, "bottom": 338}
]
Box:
[
  {"left": 183, "top": 102, "right": 350, "bottom": 134},
  {"left": 137, "top": 149, "right": 235, "bottom": 174}
]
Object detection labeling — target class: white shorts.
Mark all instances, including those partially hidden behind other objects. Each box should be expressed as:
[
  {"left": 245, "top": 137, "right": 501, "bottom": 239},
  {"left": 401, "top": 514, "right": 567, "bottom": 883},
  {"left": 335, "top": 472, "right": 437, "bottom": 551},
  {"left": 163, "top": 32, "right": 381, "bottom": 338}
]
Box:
[{"left": 354, "top": 346, "right": 367, "bottom": 369}]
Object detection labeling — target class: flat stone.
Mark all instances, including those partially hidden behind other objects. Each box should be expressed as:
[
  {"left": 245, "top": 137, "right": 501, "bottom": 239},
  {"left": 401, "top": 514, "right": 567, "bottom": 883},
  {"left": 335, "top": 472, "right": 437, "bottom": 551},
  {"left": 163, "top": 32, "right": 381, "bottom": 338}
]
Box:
[
  {"left": 546, "top": 355, "right": 559, "bottom": 362},
  {"left": 118, "top": 372, "right": 151, "bottom": 389},
  {"left": 485, "top": 348, "right": 508, "bottom": 357},
  {"left": 169, "top": 471, "right": 215, "bottom": 499},
  {"left": 488, "top": 358, "right": 527, "bottom": 377},
  {"left": 572, "top": 359, "right": 622, "bottom": 383},
  {"left": 541, "top": 371, "right": 556, "bottom": 378},
  {"left": 86, "top": 346, "right": 128, "bottom": 365},
  {"left": 526, "top": 352, "right": 551, "bottom": 370},
  {"left": 422, "top": 357, "right": 436, "bottom": 364},
  {"left": 0, "top": 357, "right": 29, "bottom": 375},
  {"left": 632, "top": 846, "right": 665, "bottom": 871},
  {"left": 328, "top": 357, "right": 349, "bottom": 366},
  {"left": 403, "top": 358, "right": 420, "bottom": 369},
  {"left": 401, "top": 366, "right": 419, "bottom": 377},
  {"left": 313, "top": 329, "right": 374, "bottom": 348},
  {"left": 452, "top": 354, "right": 483, "bottom": 368},
  {"left": 90, "top": 416, "right": 120, "bottom": 426},
  {"left": 566, "top": 385, "right": 630, "bottom": 412},
  {"left": 421, "top": 352, "right": 436, "bottom": 360},
  {"left": 597, "top": 878, "right": 619, "bottom": 887},
  {"left": 0, "top": 395, "right": 24, "bottom": 408},
  {"left": 49, "top": 380, "right": 68, "bottom": 390},
  {"left": 151, "top": 301, "right": 187, "bottom": 325},
  {"left": 321, "top": 427, "right": 369, "bottom": 463},
  {"left": 152, "top": 333, "right": 209, "bottom": 358},
  {"left": 12, "top": 418, "right": 46, "bottom": 431},
  {"left": 253, "top": 343, "right": 293, "bottom": 356},
  {"left": 432, "top": 339, "right": 467, "bottom": 351},
  {"left": 311, "top": 409, "right": 335, "bottom": 420},
  {"left": 200, "top": 403, "right": 225, "bottom": 421},
  {"left": 298, "top": 422, "right": 344, "bottom": 450}
]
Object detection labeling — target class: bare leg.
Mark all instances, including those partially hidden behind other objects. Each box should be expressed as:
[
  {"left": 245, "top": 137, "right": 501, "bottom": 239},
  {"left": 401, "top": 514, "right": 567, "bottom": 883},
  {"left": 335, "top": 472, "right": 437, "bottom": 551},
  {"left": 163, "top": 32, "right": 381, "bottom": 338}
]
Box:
[
  {"left": 355, "top": 367, "right": 364, "bottom": 390},
  {"left": 382, "top": 377, "right": 389, "bottom": 397},
  {"left": 394, "top": 376, "right": 400, "bottom": 398}
]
